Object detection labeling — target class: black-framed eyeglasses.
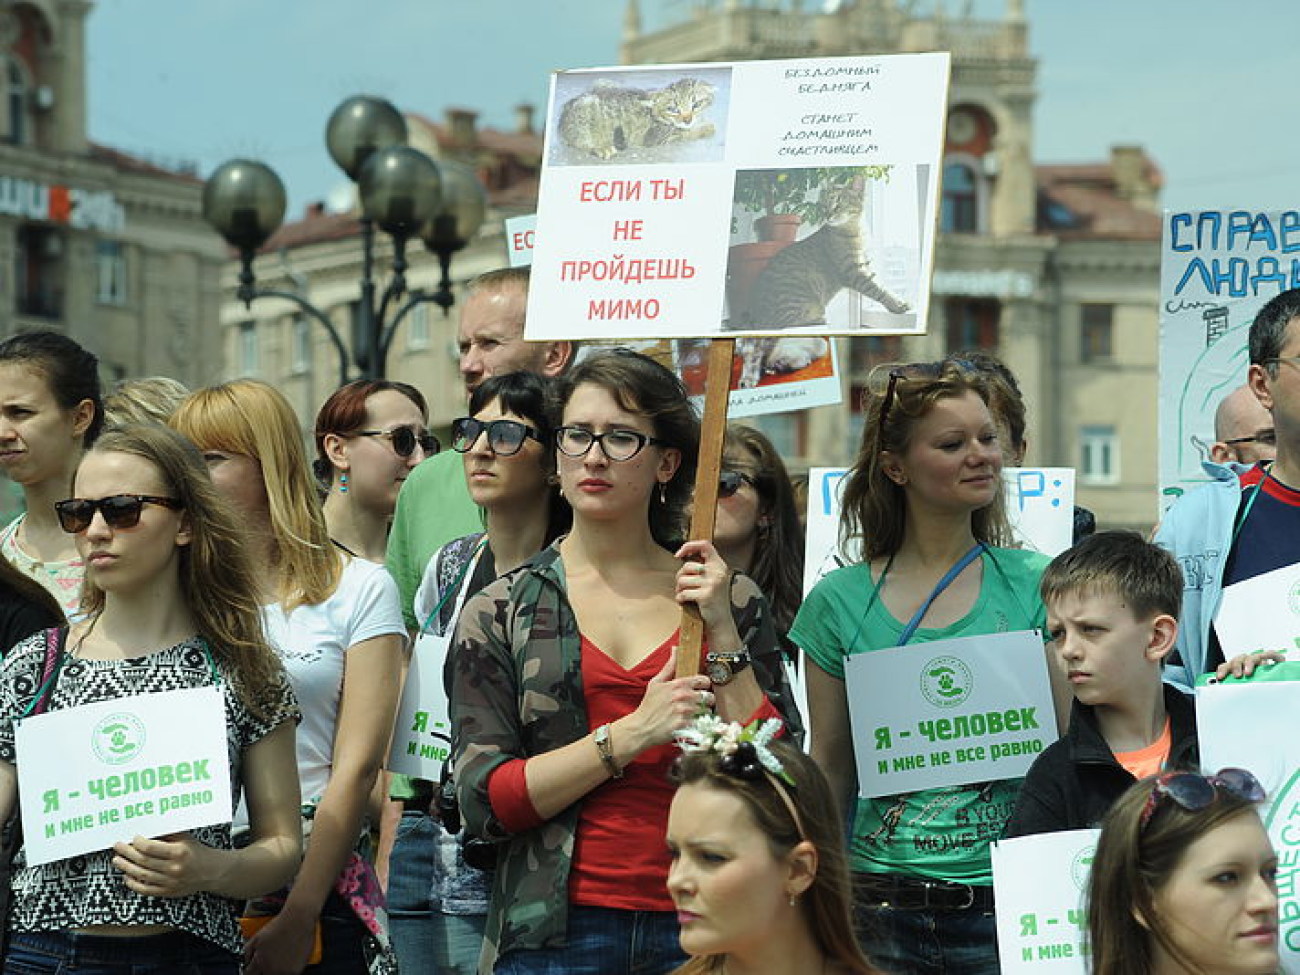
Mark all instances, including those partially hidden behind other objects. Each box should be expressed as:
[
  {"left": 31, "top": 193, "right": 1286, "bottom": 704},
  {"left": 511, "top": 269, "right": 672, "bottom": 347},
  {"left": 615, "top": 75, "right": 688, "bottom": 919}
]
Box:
[
  {"left": 451, "top": 417, "right": 542, "bottom": 457},
  {"left": 353, "top": 425, "right": 440, "bottom": 458},
  {"left": 1139, "top": 767, "right": 1265, "bottom": 830},
  {"left": 719, "top": 471, "right": 755, "bottom": 498},
  {"left": 1263, "top": 355, "right": 1300, "bottom": 372},
  {"left": 1223, "top": 430, "right": 1277, "bottom": 448},
  {"left": 555, "top": 426, "right": 669, "bottom": 462},
  {"left": 55, "top": 495, "right": 183, "bottom": 534}
]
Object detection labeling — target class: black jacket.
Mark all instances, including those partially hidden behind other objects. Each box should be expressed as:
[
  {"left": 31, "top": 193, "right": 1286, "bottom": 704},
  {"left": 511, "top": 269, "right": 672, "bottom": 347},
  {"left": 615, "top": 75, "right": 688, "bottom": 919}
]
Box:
[{"left": 1004, "top": 684, "right": 1197, "bottom": 837}]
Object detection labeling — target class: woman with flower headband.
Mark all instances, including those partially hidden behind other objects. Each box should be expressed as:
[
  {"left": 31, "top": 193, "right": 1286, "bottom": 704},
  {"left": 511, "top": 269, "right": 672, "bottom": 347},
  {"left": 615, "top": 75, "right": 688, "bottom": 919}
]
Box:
[
  {"left": 1088, "top": 768, "right": 1278, "bottom": 975},
  {"left": 789, "top": 358, "right": 1050, "bottom": 974},
  {"left": 666, "top": 716, "right": 881, "bottom": 975},
  {"left": 450, "top": 350, "right": 801, "bottom": 975}
]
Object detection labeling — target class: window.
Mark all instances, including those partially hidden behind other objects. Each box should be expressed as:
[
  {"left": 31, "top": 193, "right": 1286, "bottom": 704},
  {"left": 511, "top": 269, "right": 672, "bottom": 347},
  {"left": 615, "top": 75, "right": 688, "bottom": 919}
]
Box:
[
  {"left": 407, "top": 300, "right": 430, "bottom": 351},
  {"left": 1080, "top": 426, "right": 1119, "bottom": 485},
  {"left": 15, "top": 224, "right": 64, "bottom": 318},
  {"left": 237, "top": 321, "right": 259, "bottom": 376},
  {"left": 3, "top": 58, "right": 27, "bottom": 146},
  {"left": 945, "top": 298, "right": 1000, "bottom": 352},
  {"left": 1080, "top": 304, "right": 1114, "bottom": 363},
  {"left": 291, "top": 316, "right": 312, "bottom": 375},
  {"left": 941, "top": 162, "right": 979, "bottom": 233},
  {"left": 95, "top": 241, "right": 127, "bottom": 305}
]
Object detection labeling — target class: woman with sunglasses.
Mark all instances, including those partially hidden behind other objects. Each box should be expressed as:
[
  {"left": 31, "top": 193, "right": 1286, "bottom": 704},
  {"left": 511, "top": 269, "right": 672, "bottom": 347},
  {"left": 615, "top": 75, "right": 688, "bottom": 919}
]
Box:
[
  {"left": 0, "top": 330, "right": 104, "bottom": 618},
  {"left": 714, "top": 424, "right": 805, "bottom": 662},
  {"left": 314, "top": 380, "right": 437, "bottom": 564},
  {"left": 0, "top": 423, "right": 302, "bottom": 973},
  {"left": 385, "top": 372, "right": 569, "bottom": 975},
  {"left": 450, "top": 349, "right": 801, "bottom": 975},
  {"left": 172, "top": 380, "right": 406, "bottom": 975},
  {"left": 789, "top": 359, "right": 1049, "bottom": 974},
  {"left": 1089, "top": 769, "right": 1278, "bottom": 975}
]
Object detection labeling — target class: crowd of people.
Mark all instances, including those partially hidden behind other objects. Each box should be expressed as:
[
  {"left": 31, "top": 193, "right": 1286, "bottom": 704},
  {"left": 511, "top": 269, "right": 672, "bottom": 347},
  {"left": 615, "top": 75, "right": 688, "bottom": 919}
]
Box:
[{"left": 0, "top": 267, "right": 1292, "bottom": 975}]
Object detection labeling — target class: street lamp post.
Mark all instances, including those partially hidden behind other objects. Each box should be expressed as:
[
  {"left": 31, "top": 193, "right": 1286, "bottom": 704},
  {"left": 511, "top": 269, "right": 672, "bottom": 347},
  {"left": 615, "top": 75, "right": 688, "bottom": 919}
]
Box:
[{"left": 203, "top": 95, "right": 487, "bottom": 382}]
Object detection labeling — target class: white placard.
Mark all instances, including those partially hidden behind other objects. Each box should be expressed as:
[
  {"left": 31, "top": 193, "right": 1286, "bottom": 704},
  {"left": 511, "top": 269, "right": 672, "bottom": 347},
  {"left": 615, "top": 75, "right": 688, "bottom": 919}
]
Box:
[
  {"left": 388, "top": 629, "right": 454, "bottom": 779},
  {"left": 1216, "top": 564, "right": 1300, "bottom": 661},
  {"left": 845, "top": 630, "right": 1056, "bottom": 798},
  {"left": 1159, "top": 208, "right": 1299, "bottom": 506},
  {"left": 16, "top": 686, "right": 231, "bottom": 867},
  {"left": 802, "top": 467, "right": 1076, "bottom": 598},
  {"left": 1197, "top": 679, "right": 1300, "bottom": 973},
  {"left": 679, "top": 337, "right": 842, "bottom": 419},
  {"left": 527, "top": 53, "right": 949, "bottom": 341},
  {"left": 992, "top": 830, "right": 1097, "bottom": 973},
  {"left": 505, "top": 214, "right": 536, "bottom": 268}
]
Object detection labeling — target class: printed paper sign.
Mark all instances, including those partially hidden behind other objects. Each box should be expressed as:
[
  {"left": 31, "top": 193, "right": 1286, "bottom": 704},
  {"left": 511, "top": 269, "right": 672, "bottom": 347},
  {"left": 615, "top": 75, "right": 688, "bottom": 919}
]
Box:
[
  {"left": 678, "top": 336, "right": 842, "bottom": 418},
  {"left": 845, "top": 630, "right": 1055, "bottom": 798},
  {"left": 802, "top": 467, "right": 1076, "bottom": 597},
  {"left": 388, "top": 630, "right": 454, "bottom": 779},
  {"left": 1159, "top": 208, "right": 1300, "bottom": 504},
  {"left": 16, "top": 686, "right": 231, "bottom": 866},
  {"left": 1197, "top": 679, "right": 1300, "bottom": 972},
  {"left": 992, "top": 830, "right": 1097, "bottom": 973},
  {"left": 505, "top": 214, "right": 536, "bottom": 268},
  {"left": 527, "top": 53, "right": 949, "bottom": 341},
  {"left": 1216, "top": 564, "right": 1300, "bottom": 662}
]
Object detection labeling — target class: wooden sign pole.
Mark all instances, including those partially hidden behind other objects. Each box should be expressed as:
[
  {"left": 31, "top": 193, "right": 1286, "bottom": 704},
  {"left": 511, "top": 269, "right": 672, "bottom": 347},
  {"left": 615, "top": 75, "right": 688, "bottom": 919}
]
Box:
[{"left": 675, "top": 338, "right": 735, "bottom": 678}]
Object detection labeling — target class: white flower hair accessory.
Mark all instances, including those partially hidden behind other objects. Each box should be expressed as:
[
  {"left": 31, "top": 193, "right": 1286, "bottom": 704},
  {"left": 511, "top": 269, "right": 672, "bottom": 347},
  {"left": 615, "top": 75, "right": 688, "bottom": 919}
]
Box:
[{"left": 674, "top": 715, "right": 794, "bottom": 786}]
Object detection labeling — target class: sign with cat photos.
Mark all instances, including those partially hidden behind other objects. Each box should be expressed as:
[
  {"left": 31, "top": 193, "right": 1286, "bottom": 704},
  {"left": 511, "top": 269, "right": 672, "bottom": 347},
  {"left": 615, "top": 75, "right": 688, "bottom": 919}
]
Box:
[
  {"left": 527, "top": 53, "right": 950, "bottom": 342},
  {"left": 676, "top": 336, "right": 842, "bottom": 418}
]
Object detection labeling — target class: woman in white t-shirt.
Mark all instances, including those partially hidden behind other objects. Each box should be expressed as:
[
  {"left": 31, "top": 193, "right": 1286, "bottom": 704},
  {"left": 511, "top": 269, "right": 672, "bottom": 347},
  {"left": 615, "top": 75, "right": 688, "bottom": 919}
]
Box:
[
  {"left": 173, "top": 380, "right": 406, "bottom": 975},
  {"left": 0, "top": 330, "right": 104, "bottom": 618},
  {"left": 0, "top": 423, "right": 302, "bottom": 973}
]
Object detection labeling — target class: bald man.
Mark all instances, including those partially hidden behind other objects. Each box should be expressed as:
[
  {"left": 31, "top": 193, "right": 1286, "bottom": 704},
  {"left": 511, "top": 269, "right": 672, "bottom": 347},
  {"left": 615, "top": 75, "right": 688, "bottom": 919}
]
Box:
[{"left": 1209, "top": 384, "right": 1276, "bottom": 467}]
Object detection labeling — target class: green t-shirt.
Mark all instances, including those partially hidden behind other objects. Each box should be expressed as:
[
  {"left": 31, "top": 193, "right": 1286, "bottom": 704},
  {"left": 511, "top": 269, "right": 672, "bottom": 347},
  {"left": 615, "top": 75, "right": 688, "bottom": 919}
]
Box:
[{"left": 789, "top": 546, "right": 1049, "bottom": 884}]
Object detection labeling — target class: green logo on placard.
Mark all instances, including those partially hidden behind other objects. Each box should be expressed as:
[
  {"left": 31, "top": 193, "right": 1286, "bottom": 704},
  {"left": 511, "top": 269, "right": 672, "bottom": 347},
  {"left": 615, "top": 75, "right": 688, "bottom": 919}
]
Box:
[
  {"left": 92, "top": 712, "right": 146, "bottom": 765},
  {"left": 1289, "top": 579, "right": 1300, "bottom": 616},
  {"left": 1071, "top": 845, "right": 1095, "bottom": 891},
  {"left": 920, "top": 656, "right": 972, "bottom": 708}
]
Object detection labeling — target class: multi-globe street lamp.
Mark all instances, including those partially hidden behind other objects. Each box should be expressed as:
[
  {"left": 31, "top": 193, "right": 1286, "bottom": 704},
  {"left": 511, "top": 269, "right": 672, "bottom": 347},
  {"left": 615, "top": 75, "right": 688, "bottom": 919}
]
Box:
[{"left": 202, "top": 95, "right": 487, "bottom": 382}]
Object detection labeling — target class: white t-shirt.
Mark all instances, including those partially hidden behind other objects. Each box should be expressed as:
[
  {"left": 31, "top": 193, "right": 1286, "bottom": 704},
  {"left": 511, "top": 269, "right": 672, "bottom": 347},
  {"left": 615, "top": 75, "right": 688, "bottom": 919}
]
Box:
[{"left": 261, "top": 557, "right": 405, "bottom": 807}]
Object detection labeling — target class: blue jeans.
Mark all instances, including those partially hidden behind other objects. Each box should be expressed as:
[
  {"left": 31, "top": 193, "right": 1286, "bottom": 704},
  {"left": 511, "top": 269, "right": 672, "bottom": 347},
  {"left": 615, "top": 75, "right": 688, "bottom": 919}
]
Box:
[
  {"left": 493, "top": 906, "right": 684, "bottom": 975},
  {"left": 4, "top": 929, "right": 239, "bottom": 975},
  {"left": 388, "top": 810, "right": 488, "bottom": 974},
  {"left": 305, "top": 890, "right": 371, "bottom": 975},
  {"left": 856, "top": 905, "right": 1000, "bottom": 975}
]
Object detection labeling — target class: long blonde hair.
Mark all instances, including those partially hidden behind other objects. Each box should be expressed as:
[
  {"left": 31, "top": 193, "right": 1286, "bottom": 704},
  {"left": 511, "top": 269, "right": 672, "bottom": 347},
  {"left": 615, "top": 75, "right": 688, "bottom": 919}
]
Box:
[
  {"left": 78, "top": 425, "right": 286, "bottom": 713},
  {"left": 171, "top": 379, "right": 341, "bottom": 609}
]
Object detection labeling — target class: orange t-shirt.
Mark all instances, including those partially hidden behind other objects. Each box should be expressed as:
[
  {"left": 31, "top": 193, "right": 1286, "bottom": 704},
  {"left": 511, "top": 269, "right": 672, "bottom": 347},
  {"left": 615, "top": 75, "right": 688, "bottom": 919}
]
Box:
[{"left": 1113, "top": 716, "right": 1172, "bottom": 780}]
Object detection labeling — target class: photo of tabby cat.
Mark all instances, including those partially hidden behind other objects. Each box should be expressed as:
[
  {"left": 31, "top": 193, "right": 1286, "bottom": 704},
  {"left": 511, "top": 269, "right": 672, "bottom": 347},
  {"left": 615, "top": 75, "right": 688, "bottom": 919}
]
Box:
[
  {"left": 728, "top": 177, "right": 910, "bottom": 330},
  {"left": 554, "top": 76, "right": 721, "bottom": 163}
]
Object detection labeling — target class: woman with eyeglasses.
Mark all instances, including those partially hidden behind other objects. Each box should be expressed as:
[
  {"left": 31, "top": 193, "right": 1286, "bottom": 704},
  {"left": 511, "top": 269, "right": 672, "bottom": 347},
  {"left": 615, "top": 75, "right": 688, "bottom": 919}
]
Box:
[
  {"left": 789, "top": 359, "right": 1049, "bottom": 974},
  {"left": 386, "top": 371, "right": 568, "bottom": 975},
  {"left": 172, "top": 380, "right": 406, "bottom": 975},
  {"left": 713, "top": 424, "right": 805, "bottom": 662},
  {"left": 0, "top": 423, "right": 302, "bottom": 973},
  {"left": 314, "top": 380, "right": 438, "bottom": 564},
  {"left": 0, "top": 330, "right": 104, "bottom": 619},
  {"left": 450, "top": 349, "right": 801, "bottom": 975},
  {"left": 1088, "top": 769, "right": 1277, "bottom": 975}
]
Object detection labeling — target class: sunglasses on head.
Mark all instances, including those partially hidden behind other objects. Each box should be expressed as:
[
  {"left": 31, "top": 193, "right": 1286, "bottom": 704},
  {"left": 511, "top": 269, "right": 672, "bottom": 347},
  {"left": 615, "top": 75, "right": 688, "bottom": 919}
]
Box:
[
  {"left": 451, "top": 417, "right": 542, "bottom": 457},
  {"left": 55, "top": 495, "right": 183, "bottom": 534},
  {"left": 1139, "top": 767, "right": 1265, "bottom": 830},
  {"left": 718, "top": 471, "right": 755, "bottom": 498},
  {"left": 354, "top": 425, "right": 440, "bottom": 458}
]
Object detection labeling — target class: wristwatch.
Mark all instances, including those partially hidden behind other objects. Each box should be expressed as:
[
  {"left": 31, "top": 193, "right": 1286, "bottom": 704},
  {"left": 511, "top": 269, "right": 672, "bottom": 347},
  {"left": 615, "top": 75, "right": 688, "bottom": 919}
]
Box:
[
  {"left": 705, "top": 649, "right": 752, "bottom": 686},
  {"left": 594, "top": 723, "right": 623, "bottom": 779}
]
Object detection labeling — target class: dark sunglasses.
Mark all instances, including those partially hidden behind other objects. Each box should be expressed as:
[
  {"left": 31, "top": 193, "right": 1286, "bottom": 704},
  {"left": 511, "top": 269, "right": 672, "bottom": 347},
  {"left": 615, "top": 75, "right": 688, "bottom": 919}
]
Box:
[
  {"left": 451, "top": 417, "right": 542, "bottom": 457},
  {"left": 354, "top": 425, "right": 440, "bottom": 458},
  {"left": 55, "top": 495, "right": 183, "bottom": 534},
  {"left": 718, "top": 471, "right": 755, "bottom": 498},
  {"left": 1139, "top": 767, "right": 1265, "bottom": 830}
]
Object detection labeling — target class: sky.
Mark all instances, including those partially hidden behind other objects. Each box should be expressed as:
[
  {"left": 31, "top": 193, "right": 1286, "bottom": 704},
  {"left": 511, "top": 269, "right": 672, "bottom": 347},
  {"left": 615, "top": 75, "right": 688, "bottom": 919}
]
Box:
[{"left": 86, "top": 0, "right": 1299, "bottom": 219}]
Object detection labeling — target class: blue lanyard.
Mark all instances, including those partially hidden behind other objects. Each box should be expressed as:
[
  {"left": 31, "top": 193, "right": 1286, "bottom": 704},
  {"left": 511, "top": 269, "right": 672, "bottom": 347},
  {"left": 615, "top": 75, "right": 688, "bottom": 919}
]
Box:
[{"left": 895, "top": 543, "right": 986, "bottom": 646}]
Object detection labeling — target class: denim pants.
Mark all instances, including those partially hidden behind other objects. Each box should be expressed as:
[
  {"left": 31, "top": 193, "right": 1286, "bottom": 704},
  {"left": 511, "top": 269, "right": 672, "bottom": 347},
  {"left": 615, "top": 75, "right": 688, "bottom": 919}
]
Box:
[
  {"left": 856, "top": 904, "right": 1000, "bottom": 975},
  {"left": 305, "top": 890, "right": 371, "bottom": 975},
  {"left": 493, "top": 905, "right": 684, "bottom": 975},
  {"left": 388, "top": 810, "right": 487, "bottom": 975},
  {"left": 4, "top": 929, "right": 239, "bottom": 975}
]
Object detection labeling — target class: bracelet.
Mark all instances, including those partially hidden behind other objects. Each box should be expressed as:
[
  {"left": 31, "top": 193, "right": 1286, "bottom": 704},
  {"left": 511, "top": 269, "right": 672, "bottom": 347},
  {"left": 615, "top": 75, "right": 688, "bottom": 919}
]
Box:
[{"left": 594, "top": 723, "right": 623, "bottom": 779}]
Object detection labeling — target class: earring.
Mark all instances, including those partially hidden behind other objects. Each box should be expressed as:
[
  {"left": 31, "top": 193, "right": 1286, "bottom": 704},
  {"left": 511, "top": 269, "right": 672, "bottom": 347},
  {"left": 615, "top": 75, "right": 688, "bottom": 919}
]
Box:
[
  {"left": 339, "top": 472, "right": 349, "bottom": 494},
  {"left": 788, "top": 893, "right": 798, "bottom": 907},
  {"left": 658, "top": 482, "right": 667, "bottom": 504}
]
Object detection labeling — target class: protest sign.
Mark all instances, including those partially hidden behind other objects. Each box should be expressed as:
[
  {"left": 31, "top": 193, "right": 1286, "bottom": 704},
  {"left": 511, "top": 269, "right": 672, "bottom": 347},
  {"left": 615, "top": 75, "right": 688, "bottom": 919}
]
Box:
[
  {"left": 526, "top": 53, "right": 949, "bottom": 342},
  {"left": 992, "top": 830, "right": 1097, "bottom": 973},
  {"left": 505, "top": 214, "right": 536, "bottom": 268},
  {"left": 1159, "top": 208, "right": 1300, "bottom": 503},
  {"left": 678, "top": 336, "right": 842, "bottom": 418},
  {"left": 388, "top": 628, "right": 454, "bottom": 779},
  {"left": 1215, "top": 563, "right": 1300, "bottom": 662},
  {"left": 1197, "top": 679, "right": 1300, "bottom": 970},
  {"left": 16, "top": 686, "right": 231, "bottom": 866},
  {"left": 844, "top": 629, "right": 1055, "bottom": 798}
]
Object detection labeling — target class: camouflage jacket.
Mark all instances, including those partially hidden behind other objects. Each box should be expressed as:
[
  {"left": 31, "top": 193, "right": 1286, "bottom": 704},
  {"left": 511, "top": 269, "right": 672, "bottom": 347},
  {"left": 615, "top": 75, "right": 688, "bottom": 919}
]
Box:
[{"left": 448, "top": 540, "right": 803, "bottom": 964}]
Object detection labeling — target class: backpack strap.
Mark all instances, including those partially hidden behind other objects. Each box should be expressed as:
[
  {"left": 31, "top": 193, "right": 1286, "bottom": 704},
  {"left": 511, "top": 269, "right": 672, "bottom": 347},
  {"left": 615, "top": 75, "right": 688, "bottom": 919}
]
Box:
[{"left": 20, "top": 627, "right": 65, "bottom": 720}]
